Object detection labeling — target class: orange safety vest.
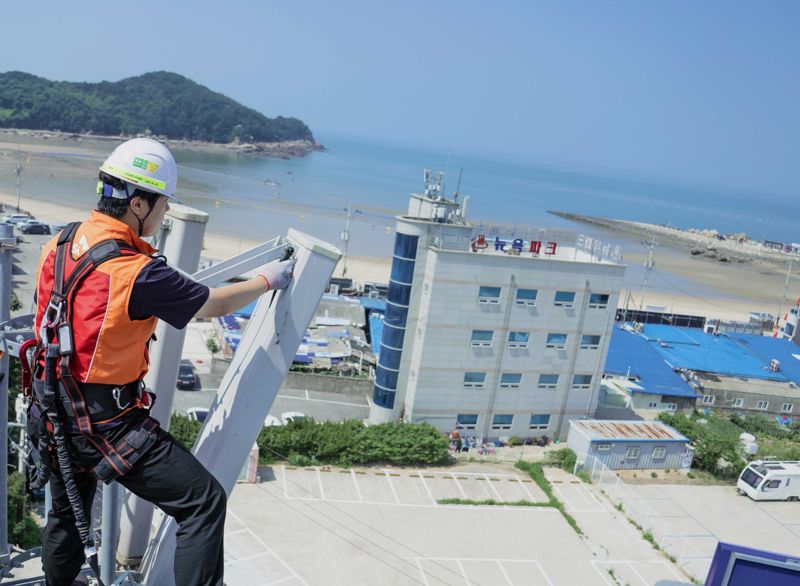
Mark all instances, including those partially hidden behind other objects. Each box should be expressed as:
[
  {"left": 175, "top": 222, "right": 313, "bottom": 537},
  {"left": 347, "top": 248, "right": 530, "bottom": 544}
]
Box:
[{"left": 34, "top": 210, "right": 158, "bottom": 384}]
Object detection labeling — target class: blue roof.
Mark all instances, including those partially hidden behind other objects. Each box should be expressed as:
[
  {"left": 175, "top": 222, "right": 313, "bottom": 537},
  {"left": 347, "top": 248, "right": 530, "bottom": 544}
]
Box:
[
  {"left": 605, "top": 328, "right": 698, "bottom": 398},
  {"left": 359, "top": 298, "right": 387, "bottom": 312},
  {"left": 726, "top": 332, "right": 800, "bottom": 384},
  {"left": 369, "top": 314, "right": 384, "bottom": 357},
  {"left": 641, "top": 325, "right": 795, "bottom": 382}
]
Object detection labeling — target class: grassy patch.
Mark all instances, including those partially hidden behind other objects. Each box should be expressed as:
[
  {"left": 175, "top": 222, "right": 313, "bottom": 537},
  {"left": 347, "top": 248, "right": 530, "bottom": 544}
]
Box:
[
  {"left": 514, "top": 461, "right": 584, "bottom": 536},
  {"left": 438, "top": 498, "right": 551, "bottom": 507}
]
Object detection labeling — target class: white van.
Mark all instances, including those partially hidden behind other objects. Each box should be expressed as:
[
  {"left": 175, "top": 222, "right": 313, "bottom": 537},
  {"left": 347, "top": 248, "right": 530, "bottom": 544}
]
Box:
[{"left": 737, "top": 460, "right": 800, "bottom": 502}]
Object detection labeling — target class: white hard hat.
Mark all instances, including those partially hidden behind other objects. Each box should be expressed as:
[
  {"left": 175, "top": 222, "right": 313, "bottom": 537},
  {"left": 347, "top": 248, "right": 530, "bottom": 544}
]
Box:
[{"left": 99, "top": 138, "right": 177, "bottom": 199}]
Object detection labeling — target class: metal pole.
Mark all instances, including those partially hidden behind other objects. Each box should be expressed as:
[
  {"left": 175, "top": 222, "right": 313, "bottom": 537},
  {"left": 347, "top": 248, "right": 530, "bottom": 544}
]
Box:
[
  {"left": 100, "top": 482, "right": 120, "bottom": 584},
  {"left": 116, "top": 206, "right": 208, "bottom": 566},
  {"left": 777, "top": 257, "right": 793, "bottom": 333},
  {"left": 15, "top": 142, "right": 22, "bottom": 212},
  {"left": 0, "top": 223, "right": 15, "bottom": 564},
  {"left": 139, "top": 229, "right": 340, "bottom": 586}
]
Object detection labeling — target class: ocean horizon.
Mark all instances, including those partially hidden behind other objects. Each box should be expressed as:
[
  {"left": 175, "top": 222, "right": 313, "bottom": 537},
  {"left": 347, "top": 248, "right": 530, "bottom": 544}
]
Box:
[{"left": 2, "top": 132, "right": 797, "bottom": 260}]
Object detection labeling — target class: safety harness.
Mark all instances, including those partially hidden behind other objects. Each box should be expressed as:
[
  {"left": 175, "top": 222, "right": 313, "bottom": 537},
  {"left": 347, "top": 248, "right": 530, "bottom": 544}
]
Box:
[{"left": 20, "top": 222, "right": 162, "bottom": 583}]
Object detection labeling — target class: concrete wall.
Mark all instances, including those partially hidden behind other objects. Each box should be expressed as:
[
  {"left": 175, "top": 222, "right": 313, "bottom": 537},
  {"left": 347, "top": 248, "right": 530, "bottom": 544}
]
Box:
[
  {"left": 702, "top": 388, "right": 797, "bottom": 417},
  {"left": 283, "top": 372, "right": 372, "bottom": 396}
]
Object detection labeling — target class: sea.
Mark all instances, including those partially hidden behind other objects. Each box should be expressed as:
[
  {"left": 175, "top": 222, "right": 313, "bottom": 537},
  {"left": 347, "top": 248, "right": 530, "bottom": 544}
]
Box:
[{"left": 1, "top": 132, "right": 797, "bottom": 298}]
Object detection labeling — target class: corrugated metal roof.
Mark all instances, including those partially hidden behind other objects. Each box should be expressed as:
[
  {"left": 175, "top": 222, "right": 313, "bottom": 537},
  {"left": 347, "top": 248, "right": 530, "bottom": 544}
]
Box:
[
  {"left": 641, "top": 325, "right": 788, "bottom": 381},
  {"left": 571, "top": 419, "right": 688, "bottom": 441},
  {"left": 605, "top": 328, "right": 698, "bottom": 398}
]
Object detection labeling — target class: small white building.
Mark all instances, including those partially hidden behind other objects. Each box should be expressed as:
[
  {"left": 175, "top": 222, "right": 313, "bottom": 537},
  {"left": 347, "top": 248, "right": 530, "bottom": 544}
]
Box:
[
  {"left": 567, "top": 419, "right": 692, "bottom": 470},
  {"left": 368, "top": 173, "right": 626, "bottom": 440}
]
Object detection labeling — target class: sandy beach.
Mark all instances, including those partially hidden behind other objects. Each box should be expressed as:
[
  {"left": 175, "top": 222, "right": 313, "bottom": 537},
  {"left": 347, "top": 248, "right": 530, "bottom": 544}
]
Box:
[{"left": 1, "top": 133, "right": 795, "bottom": 326}]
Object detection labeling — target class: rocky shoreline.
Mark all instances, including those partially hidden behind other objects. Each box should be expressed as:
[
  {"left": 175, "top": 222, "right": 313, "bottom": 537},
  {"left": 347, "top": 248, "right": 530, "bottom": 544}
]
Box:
[
  {"left": 549, "top": 211, "right": 794, "bottom": 267},
  {"left": 0, "top": 128, "right": 324, "bottom": 159}
]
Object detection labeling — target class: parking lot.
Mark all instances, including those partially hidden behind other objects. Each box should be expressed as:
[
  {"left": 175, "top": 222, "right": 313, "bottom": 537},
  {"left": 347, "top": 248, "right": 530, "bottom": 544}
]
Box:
[
  {"left": 598, "top": 481, "right": 800, "bottom": 581},
  {"left": 223, "top": 464, "right": 687, "bottom": 586}
]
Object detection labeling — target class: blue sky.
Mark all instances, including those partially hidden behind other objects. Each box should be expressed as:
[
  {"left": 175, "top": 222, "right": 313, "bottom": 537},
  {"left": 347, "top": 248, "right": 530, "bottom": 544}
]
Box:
[{"left": 1, "top": 1, "right": 797, "bottom": 196}]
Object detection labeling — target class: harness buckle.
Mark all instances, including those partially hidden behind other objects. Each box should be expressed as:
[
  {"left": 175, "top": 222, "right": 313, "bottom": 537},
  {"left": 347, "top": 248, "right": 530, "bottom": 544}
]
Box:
[
  {"left": 112, "top": 387, "right": 131, "bottom": 411},
  {"left": 39, "top": 298, "right": 65, "bottom": 340}
]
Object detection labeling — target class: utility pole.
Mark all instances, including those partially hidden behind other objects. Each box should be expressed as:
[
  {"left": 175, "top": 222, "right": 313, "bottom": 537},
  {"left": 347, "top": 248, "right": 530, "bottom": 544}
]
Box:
[
  {"left": 777, "top": 257, "right": 794, "bottom": 333},
  {"left": 341, "top": 204, "right": 352, "bottom": 279},
  {"left": 638, "top": 236, "right": 656, "bottom": 310},
  {"left": 15, "top": 142, "right": 23, "bottom": 212}
]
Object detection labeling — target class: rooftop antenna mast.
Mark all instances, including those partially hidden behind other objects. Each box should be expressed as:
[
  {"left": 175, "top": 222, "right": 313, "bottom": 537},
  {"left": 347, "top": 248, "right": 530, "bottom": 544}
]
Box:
[
  {"left": 453, "top": 168, "right": 463, "bottom": 203},
  {"left": 340, "top": 203, "right": 357, "bottom": 279}
]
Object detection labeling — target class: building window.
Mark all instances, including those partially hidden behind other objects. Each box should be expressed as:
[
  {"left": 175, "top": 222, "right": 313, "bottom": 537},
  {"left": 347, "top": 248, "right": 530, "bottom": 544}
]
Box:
[
  {"left": 625, "top": 447, "right": 640, "bottom": 459},
  {"left": 478, "top": 286, "right": 501, "bottom": 305},
  {"left": 701, "top": 395, "right": 715, "bottom": 405},
  {"left": 648, "top": 402, "right": 658, "bottom": 408},
  {"left": 492, "top": 414, "right": 513, "bottom": 430},
  {"left": 664, "top": 403, "right": 678, "bottom": 412},
  {"left": 455, "top": 414, "right": 478, "bottom": 430},
  {"left": 516, "top": 288, "right": 538, "bottom": 307},
  {"left": 499, "top": 373, "right": 522, "bottom": 388},
  {"left": 554, "top": 291, "right": 576, "bottom": 307},
  {"left": 537, "top": 374, "right": 559, "bottom": 389},
  {"left": 733, "top": 398, "right": 744, "bottom": 408},
  {"left": 508, "top": 331, "right": 529, "bottom": 349},
  {"left": 463, "top": 372, "right": 486, "bottom": 389},
  {"left": 596, "top": 443, "right": 611, "bottom": 451},
  {"left": 529, "top": 414, "right": 550, "bottom": 430},
  {"left": 756, "top": 400, "right": 769, "bottom": 410},
  {"left": 470, "top": 330, "right": 493, "bottom": 348},
  {"left": 765, "top": 480, "right": 781, "bottom": 490},
  {"left": 572, "top": 375, "right": 592, "bottom": 389},
  {"left": 781, "top": 403, "right": 794, "bottom": 414},
  {"left": 652, "top": 447, "right": 666, "bottom": 459},
  {"left": 580, "top": 335, "right": 601, "bottom": 349},
  {"left": 546, "top": 333, "right": 568, "bottom": 349},
  {"left": 589, "top": 293, "right": 609, "bottom": 308}
]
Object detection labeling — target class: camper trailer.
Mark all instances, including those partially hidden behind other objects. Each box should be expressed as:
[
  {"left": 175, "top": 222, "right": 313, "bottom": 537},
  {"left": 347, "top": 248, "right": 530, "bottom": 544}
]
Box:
[{"left": 737, "top": 460, "right": 800, "bottom": 501}]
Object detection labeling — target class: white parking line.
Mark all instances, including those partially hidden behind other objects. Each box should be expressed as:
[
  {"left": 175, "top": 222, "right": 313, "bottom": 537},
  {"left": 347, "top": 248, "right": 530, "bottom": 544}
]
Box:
[
  {"left": 350, "top": 469, "right": 363, "bottom": 502},
  {"left": 495, "top": 560, "right": 514, "bottom": 586},
  {"left": 282, "top": 465, "right": 289, "bottom": 499},
  {"left": 384, "top": 469, "right": 401, "bottom": 504},
  {"left": 316, "top": 467, "right": 326, "bottom": 501},
  {"left": 455, "top": 559, "right": 470, "bottom": 586},
  {"left": 553, "top": 485, "right": 576, "bottom": 510},
  {"left": 592, "top": 560, "right": 685, "bottom": 585},
  {"left": 452, "top": 473, "right": 468, "bottom": 499},
  {"left": 417, "top": 471, "right": 437, "bottom": 505},
  {"left": 483, "top": 474, "right": 504, "bottom": 501},
  {"left": 415, "top": 557, "right": 431, "bottom": 586},
  {"left": 227, "top": 510, "right": 310, "bottom": 586},
  {"left": 276, "top": 394, "right": 367, "bottom": 408},
  {"left": 516, "top": 477, "right": 537, "bottom": 501}
]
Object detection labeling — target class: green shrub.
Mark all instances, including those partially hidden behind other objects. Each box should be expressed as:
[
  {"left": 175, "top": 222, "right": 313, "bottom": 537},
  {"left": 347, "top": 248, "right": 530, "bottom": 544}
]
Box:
[
  {"left": 687, "top": 472, "right": 696, "bottom": 479},
  {"left": 544, "top": 448, "right": 577, "bottom": 472},
  {"left": 169, "top": 412, "right": 203, "bottom": 450},
  {"left": 651, "top": 471, "right": 658, "bottom": 478},
  {"left": 7, "top": 472, "right": 41, "bottom": 549},
  {"left": 508, "top": 436, "right": 523, "bottom": 446},
  {"left": 256, "top": 419, "right": 450, "bottom": 467},
  {"left": 206, "top": 338, "right": 220, "bottom": 353}
]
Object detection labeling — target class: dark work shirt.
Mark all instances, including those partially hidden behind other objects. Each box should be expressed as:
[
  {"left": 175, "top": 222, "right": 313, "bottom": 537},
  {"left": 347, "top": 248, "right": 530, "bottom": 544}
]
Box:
[{"left": 128, "top": 259, "right": 210, "bottom": 330}]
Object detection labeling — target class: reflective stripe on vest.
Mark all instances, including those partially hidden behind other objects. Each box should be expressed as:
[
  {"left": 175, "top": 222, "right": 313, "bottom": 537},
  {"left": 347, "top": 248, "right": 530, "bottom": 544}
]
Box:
[{"left": 35, "top": 211, "right": 159, "bottom": 383}]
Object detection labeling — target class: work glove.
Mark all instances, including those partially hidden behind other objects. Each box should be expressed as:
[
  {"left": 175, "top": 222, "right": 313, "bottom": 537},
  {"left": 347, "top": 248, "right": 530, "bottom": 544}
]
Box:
[{"left": 260, "top": 258, "right": 296, "bottom": 291}]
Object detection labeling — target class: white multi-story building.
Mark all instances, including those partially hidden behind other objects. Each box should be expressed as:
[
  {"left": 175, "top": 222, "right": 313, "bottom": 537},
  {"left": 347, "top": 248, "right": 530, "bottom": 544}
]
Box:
[{"left": 369, "top": 178, "right": 626, "bottom": 440}]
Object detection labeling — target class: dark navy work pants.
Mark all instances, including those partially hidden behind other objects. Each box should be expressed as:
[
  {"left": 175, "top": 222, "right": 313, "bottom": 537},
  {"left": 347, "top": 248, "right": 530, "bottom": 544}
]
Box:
[{"left": 42, "top": 418, "right": 226, "bottom": 586}]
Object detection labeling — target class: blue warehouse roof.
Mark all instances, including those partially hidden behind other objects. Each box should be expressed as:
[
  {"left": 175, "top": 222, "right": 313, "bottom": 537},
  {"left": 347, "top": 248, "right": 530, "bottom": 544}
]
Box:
[
  {"left": 640, "top": 325, "right": 797, "bottom": 382},
  {"left": 605, "top": 328, "right": 698, "bottom": 398}
]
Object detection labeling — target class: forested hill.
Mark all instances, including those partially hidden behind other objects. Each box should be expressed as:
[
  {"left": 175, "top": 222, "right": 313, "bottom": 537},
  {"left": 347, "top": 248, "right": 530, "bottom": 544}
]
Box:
[{"left": 0, "top": 71, "right": 314, "bottom": 144}]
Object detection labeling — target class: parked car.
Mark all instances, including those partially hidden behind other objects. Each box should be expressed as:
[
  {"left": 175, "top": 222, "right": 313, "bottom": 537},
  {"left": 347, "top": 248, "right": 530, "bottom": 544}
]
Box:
[
  {"left": 1, "top": 213, "right": 33, "bottom": 224},
  {"left": 186, "top": 407, "right": 209, "bottom": 423},
  {"left": 18, "top": 221, "right": 51, "bottom": 235},
  {"left": 280, "top": 411, "right": 306, "bottom": 425},
  {"left": 50, "top": 222, "right": 69, "bottom": 233},
  {"left": 264, "top": 415, "right": 282, "bottom": 427},
  {"left": 176, "top": 359, "right": 198, "bottom": 390}
]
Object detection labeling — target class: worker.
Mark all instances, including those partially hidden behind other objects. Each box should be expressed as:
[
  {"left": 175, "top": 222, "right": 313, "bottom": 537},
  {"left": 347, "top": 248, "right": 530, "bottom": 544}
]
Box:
[{"left": 28, "top": 138, "right": 295, "bottom": 586}]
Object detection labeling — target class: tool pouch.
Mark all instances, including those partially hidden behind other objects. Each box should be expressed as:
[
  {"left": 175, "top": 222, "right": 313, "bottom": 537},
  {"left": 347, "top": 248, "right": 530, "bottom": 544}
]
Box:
[{"left": 92, "top": 417, "right": 160, "bottom": 484}]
